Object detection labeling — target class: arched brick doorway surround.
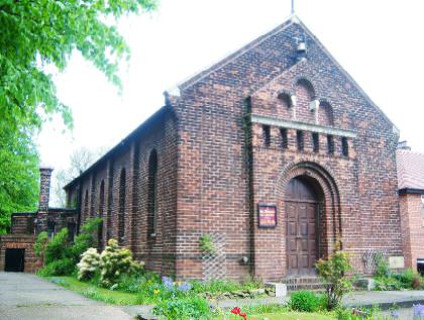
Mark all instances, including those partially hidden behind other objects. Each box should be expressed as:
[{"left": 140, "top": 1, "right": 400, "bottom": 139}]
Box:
[{"left": 276, "top": 161, "right": 341, "bottom": 277}]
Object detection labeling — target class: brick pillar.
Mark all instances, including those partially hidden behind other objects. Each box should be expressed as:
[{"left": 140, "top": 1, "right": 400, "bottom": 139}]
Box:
[
  {"left": 36, "top": 167, "right": 53, "bottom": 232},
  {"left": 39, "top": 167, "right": 53, "bottom": 212}
]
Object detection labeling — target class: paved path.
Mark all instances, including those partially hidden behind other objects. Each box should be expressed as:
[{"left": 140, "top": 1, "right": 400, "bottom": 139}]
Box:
[{"left": 0, "top": 272, "right": 134, "bottom": 320}]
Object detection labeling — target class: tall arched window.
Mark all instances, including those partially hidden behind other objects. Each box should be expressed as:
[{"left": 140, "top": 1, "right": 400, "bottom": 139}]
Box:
[
  {"left": 83, "top": 189, "right": 89, "bottom": 222},
  {"left": 118, "top": 169, "right": 126, "bottom": 244},
  {"left": 98, "top": 180, "right": 105, "bottom": 248},
  {"left": 147, "top": 149, "right": 158, "bottom": 238}
]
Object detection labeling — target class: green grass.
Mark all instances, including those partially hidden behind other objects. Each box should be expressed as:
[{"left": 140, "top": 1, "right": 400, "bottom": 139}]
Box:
[
  {"left": 47, "top": 276, "right": 141, "bottom": 305},
  {"left": 217, "top": 312, "right": 334, "bottom": 320},
  {"left": 215, "top": 305, "right": 335, "bottom": 320},
  {"left": 249, "top": 312, "right": 333, "bottom": 320}
]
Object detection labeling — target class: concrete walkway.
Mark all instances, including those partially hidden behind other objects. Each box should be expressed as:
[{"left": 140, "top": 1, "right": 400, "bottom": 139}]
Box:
[{"left": 0, "top": 272, "right": 134, "bottom": 320}]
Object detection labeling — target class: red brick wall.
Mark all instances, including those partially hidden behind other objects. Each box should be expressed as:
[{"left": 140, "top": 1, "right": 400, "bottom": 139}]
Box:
[
  {"left": 11, "top": 216, "right": 34, "bottom": 234},
  {"left": 0, "top": 235, "right": 38, "bottom": 273},
  {"left": 72, "top": 109, "right": 178, "bottom": 275},
  {"left": 400, "top": 193, "right": 424, "bottom": 271},
  {"left": 171, "top": 19, "right": 402, "bottom": 280}
]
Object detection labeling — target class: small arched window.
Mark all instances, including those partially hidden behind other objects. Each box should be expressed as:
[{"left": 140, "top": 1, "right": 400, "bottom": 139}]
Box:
[
  {"left": 277, "top": 92, "right": 293, "bottom": 109},
  {"left": 318, "top": 100, "right": 334, "bottom": 126},
  {"left": 147, "top": 149, "right": 158, "bottom": 238},
  {"left": 294, "top": 78, "right": 316, "bottom": 123},
  {"left": 118, "top": 169, "right": 126, "bottom": 244}
]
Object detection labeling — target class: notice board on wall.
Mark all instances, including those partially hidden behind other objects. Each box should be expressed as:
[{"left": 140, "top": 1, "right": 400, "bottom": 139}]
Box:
[{"left": 257, "top": 203, "right": 277, "bottom": 228}]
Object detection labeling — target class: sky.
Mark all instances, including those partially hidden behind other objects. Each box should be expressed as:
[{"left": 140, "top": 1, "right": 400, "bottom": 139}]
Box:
[{"left": 38, "top": 0, "right": 424, "bottom": 200}]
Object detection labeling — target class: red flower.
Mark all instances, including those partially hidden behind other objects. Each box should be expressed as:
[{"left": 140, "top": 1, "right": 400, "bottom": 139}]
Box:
[
  {"left": 231, "top": 307, "right": 247, "bottom": 319},
  {"left": 231, "top": 307, "right": 241, "bottom": 315}
]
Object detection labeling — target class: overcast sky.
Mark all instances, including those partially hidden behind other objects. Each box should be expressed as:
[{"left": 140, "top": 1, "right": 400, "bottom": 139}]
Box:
[{"left": 38, "top": 0, "right": 424, "bottom": 176}]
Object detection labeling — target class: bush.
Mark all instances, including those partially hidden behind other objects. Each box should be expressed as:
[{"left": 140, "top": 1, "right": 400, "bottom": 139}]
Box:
[
  {"left": 289, "top": 290, "right": 323, "bottom": 312},
  {"left": 374, "top": 269, "right": 423, "bottom": 291},
  {"left": 152, "top": 296, "right": 211, "bottom": 319},
  {"left": 374, "top": 253, "right": 390, "bottom": 278},
  {"left": 191, "top": 279, "right": 242, "bottom": 295},
  {"left": 71, "top": 217, "right": 102, "bottom": 261},
  {"left": 38, "top": 258, "right": 75, "bottom": 276},
  {"left": 34, "top": 231, "right": 48, "bottom": 258},
  {"left": 395, "top": 268, "right": 415, "bottom": 288},
  {"left": 99, "top": 239, "right": 143, "bottom": 287},
  {"left": 316, "top": 241, "right": 352, "bottom": 310},
  {"left": 44, "top": 228, "right": 71, "bottom": 265},
  {"left": 374, "top": 276, "right": 402, "bottom": 291},
  {"left": 77, "top": 248, "right": 101, "bottom": 281}
]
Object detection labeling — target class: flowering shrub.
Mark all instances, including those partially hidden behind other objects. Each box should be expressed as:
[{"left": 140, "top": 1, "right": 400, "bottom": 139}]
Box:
[
  {"left": 231, "top": 307, "right": 247, "bottom": 320},
  {"left": 160, "top": 276, "right": 193, "bottom": 295},
  {"left": 414, "top": 304, "right": 424, "bottom": 318},
  {"left": 99, "top": 239, "right": 143, "bottom": 287},
  {"left": 77, "top": 248, "right": 100, "bottom": 281}
]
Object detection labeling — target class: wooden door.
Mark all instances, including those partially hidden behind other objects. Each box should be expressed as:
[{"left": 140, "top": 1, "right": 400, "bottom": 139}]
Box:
[
  {"left": 286, "top": 176, "right": 319, "bottom": 276},
  {"left": 286, "top": 202, "right": 318, "bottom": 276}
]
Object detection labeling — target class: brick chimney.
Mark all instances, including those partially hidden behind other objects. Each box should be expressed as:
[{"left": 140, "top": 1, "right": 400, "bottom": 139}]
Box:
[{"left": 39, "top": 167, "right": 53, "bottom": 212}]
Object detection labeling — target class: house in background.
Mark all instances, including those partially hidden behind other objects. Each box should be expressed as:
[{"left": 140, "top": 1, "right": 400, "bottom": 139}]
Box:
[{"left": 397, "top": 142, "right": 424, "bottom": 275}]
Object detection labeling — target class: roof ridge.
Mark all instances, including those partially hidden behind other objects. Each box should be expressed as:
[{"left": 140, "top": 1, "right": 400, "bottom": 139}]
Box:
[{"left": 170, "top": 15, "right": 299, "bottom": 93}]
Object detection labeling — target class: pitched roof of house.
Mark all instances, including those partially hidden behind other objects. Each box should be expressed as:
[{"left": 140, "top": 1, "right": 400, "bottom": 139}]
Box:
[{"left": 396, "top": 149, "right": 424, "bottom": 191}]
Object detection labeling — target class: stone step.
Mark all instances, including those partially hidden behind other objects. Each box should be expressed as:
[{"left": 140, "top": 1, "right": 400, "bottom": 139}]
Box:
[{"left": 281, "top": 277, "right": 326, "bottom": 292}]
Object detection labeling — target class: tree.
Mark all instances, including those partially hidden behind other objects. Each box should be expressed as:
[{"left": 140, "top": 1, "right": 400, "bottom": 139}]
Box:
[
  {"left": 0, "top": 0, "right": 156, "bottom": 232},
  {"left": 0, "top": 126, "right": 39, "bottom": 234},
  {"left": 51, "top": 146, "right": 108, "bottom": 207},
  {"left": 1, "top": 0, "right": 156, "bottom": 133}
]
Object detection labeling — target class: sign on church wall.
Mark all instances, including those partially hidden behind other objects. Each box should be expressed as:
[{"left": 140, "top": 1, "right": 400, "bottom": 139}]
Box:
[
  {"left": 257, "top": 204, "right": 277, "bottom": 228},
  {"left": 389, "top": 256, "right": 405, "bottom": 269}
]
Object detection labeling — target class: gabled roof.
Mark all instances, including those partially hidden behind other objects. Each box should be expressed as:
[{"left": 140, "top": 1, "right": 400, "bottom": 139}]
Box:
[
  {"left": 171, "top": 15, "right": 397, "bottom": 130},
  {"left": 397, "top": 149, "right": 424, "bottom": 192}
]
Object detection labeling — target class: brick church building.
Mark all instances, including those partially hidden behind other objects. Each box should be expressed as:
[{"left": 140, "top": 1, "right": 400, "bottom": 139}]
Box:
[
  {"left": 63, "top": 15, "right": 404, "bottom": 281},
  {"left": 1, "top": 15, "right": 405, "bottom": 280}
]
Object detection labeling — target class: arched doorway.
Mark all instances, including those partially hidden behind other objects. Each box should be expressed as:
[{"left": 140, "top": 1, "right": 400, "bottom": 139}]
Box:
[{"left": 286, "top": 176, "right": 323, "bottom": 276}]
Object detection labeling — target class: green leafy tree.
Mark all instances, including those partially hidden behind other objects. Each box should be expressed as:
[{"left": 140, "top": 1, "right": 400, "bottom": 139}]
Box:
[
  {"left": 0, "top": 0, "right": 156, "bottom": 232},
  {"left": 0, "top": 127, "right": 39, "bottom": 234}
]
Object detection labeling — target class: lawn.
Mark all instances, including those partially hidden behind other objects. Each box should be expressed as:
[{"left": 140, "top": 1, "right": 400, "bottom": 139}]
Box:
[
  {"left": 244, "top": 313, "right": 334, "bottom": 320},
  {"left": 47, "top": 276, "right": 337, "bottom": 319},
  {"left": 47, "top": 276, "right": 142, "bottom": 305}
]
